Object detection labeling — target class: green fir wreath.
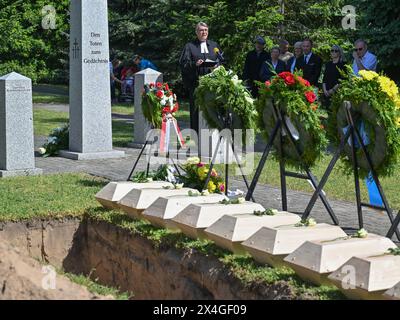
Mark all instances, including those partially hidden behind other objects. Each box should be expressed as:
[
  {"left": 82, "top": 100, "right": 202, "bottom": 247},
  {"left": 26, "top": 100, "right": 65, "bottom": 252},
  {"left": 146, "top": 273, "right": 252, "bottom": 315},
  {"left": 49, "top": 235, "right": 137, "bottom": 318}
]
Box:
[
  {"left": 194, "top": 66, "right": 257, "bottom": 143},
  {"left": 328, "top": 68, "right": 400, "bottom": 178},
  {"left": 256, "top": 71, "right": 328, "bottom": 170}
]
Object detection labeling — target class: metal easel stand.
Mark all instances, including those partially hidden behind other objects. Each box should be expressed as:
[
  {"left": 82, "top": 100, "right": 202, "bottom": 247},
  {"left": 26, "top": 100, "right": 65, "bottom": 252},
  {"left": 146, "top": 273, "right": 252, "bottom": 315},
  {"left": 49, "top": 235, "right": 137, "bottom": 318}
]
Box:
[
  {"left": 245, "top": 100, "right": 338, "bottom": 225},
  {"left": 202, "top": 107, "right": 255, "bottom": 201},
  {"left": 302, "top": 101, "right": 400, "bottom": 240},
  {"left": 127, "top": 123, "right": 182, "bottom": 181}
]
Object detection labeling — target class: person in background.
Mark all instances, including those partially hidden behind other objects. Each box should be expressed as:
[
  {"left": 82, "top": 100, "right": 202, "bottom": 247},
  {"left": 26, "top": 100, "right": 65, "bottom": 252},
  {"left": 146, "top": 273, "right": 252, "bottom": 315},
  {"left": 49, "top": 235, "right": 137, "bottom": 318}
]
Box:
[
  {"left": 242, "top": 36, "right": 271, "bottom": 97},
  {"left": 322, "top": 44, "right": 346, "bottom": 108},
  {"left": 120, "top": 62, "right": 139, "bottom": 96},
  {"left": 352, "top": 39, "right": 377, "bottom": 76},
  {"left": 110, "top": 60, "right": 122, "bottom": 102},
  {"left": 112, "top": 58, "right": 123, "bottom": 99},
  {"left": 286, "top": 41, "right": 303, "bottom": 73},
  {"left": 299, "top": 38, "right": 322, "bottom": 87},
  {"left": 279, "top": 39, "right": 294, "bottom": 64},
  {"left": 260, "top": 47, "right": 286, "bottom": 82},
  {"left": 179, "top": 22, "right": 223, "bottom": 134},
  {"left": 133, "top": 54, "right": 158, "bottom": 71}
]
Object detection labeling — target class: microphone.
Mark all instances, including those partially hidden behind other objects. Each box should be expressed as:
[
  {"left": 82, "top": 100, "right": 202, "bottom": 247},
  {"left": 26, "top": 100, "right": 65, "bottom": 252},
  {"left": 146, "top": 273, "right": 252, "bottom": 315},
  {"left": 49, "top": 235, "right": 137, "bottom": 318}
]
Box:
[{"left": 214, "top": 47, "right": 224, "bottom": 64}]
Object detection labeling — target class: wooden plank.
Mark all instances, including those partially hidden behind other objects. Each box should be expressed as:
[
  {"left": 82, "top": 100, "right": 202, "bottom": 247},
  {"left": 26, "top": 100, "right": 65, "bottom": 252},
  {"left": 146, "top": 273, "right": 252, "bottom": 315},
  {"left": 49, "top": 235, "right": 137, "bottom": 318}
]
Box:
[
  {"left": 284, "top": 234, "right": 396, "bottom": 285},
  {"left": 172, "top": 202, "right": 266, "bottom": 239},
  {"left": 242, "top": 224, "right": 347, "bottom": 267},
  {"left": 95, "top": 181, "right": 173, "bottom": 209},
  {"left": 142, "top": 194, "right": 227, "bottom": 229},
  {"left": 204, "top": 212, "right": 301, "bottom": 254}
]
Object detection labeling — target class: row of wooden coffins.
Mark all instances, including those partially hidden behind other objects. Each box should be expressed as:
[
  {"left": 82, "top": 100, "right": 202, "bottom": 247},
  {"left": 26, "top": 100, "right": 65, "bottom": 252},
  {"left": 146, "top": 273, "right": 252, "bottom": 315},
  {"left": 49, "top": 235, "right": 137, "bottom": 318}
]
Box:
[{"left": 96, "top": 181, "right": 400, "bottom": 300}]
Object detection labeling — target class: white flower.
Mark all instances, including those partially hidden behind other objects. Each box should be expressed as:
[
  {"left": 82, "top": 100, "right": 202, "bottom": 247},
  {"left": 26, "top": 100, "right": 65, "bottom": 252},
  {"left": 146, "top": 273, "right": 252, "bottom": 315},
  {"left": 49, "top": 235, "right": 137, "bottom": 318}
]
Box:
[
  {"left": 169, "top": 96, "right": 174, "bottom": 107},
  {"left": 185, "top": 157, "right": 200, "bottom": 165},
  {"left": 175, "top": 183, "right": 184, "bottom": 189},
  {"left": 47, "top": 136, "right": 57, "bottom": 144},
  {"left": 237, "top": 197, "right": 245, "bottom": 204},
  {"left": 146, "top": 177, "right": 153, "bottom": 182},
  {"left": 307, "top": 218, "right": 317, "bottom": 227},
  {"left": 38, "top": 147, "right": 46, "bottom": 155},
  {"left": 355, "top": 228, "right": 368, "bottom": 238},
  {"left": 245, "top": 95, "right": 254, "bottom": 105},
  {"left": 201, "top": 190, "right": 210, "bottom": 196},
  {"left": 53, "top": 127, "right": 62, "bottom": 134}
]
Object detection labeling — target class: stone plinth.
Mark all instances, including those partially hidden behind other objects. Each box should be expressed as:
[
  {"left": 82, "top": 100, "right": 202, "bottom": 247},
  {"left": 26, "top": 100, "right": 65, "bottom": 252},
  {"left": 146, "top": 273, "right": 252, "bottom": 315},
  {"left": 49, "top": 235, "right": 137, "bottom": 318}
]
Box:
[
  {"left": 130, "top": 69, "right": 163, "bottom": 148},
  {"left": 62, "top": 0, "right": 125, "bottom": 160},
  {"left": 0, "top": 72, "right": 42, "bottom": 177}
]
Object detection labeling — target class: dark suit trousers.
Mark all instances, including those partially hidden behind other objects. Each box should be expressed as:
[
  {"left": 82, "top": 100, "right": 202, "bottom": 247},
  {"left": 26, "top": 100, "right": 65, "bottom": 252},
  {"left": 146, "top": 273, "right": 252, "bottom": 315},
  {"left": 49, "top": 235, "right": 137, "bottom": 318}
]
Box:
[{"left": 188, "top": 86, "right": 199, "bottom": 135}]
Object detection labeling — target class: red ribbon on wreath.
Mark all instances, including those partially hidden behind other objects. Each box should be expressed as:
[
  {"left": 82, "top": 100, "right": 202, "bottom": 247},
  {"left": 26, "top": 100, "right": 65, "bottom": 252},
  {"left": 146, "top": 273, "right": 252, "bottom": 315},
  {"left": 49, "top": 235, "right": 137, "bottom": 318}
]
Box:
[{"left": 159, "top": 102, "right": 185, "bottom": 153}]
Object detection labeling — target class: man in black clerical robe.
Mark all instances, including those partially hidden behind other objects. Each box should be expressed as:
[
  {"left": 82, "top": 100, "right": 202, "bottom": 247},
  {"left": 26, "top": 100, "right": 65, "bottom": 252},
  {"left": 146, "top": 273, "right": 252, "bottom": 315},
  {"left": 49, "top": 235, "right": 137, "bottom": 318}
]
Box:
[{"left": 179, "top": 22, "right": 223, "bottom": 135}]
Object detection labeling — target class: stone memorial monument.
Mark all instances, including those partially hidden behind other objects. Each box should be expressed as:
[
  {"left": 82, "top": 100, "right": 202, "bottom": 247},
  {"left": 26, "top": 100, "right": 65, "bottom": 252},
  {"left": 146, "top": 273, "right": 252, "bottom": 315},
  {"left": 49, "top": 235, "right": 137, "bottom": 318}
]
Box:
[
  {"left": 130, "top": 68, "right": 163, "bottom": 148},
  {"left": 0, "top": 72, "right": 42, "bottom": 177},
  {"left": 60, "top": 0, "right": 124, "bottom": 160}
]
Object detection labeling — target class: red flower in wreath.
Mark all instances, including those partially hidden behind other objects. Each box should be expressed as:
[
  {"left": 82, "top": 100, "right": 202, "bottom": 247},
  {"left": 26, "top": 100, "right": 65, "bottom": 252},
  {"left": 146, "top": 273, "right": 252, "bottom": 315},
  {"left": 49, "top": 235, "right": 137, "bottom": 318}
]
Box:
[
  {"left": 305, "top": 91, "right": 316, "bottom": 103},
  {"left": 284, "top": 74, "right": 296, "bottom": 85},
  {"left": 149, "top": 83, "right": 155, "bottom": 88},
  {"left": 278, "top": 71, "right": 292, "bottom": 79},
  {"left": 278, "top": 72, "right": 295, "bottom": 86},
  {"left": 156, "top": 82, "right": 163, "bottom": 89},
  {"left": 265, "top": 80, "right": 271, "bottom": 87},
  {"left": 171, "top": 102, "right": 179, "bottom": 113},
  {"left": 164, "top": 83, "right": 170, "bottom": 91},
  {"left": 156, "top": 90, "right": 164, "bottom": 99},
  {"left": 297, "top": 76, "right": 311, "bottom": 87}
]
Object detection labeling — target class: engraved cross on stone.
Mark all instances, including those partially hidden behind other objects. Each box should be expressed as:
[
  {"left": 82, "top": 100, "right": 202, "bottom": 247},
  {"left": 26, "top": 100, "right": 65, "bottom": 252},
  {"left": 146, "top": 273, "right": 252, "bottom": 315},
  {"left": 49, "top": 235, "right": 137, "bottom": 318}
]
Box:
[{"left": 72, "top": 38, "right": 80, "bottom": 59}]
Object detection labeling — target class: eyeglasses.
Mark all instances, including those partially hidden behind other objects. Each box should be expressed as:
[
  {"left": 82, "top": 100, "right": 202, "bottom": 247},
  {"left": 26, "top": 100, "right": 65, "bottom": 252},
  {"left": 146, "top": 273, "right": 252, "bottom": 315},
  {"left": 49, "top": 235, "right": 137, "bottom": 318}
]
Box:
[
  {"left": 331, "top": 49, "right": 339, "bottom": 53},
  {"left": 354, "top": 48, "right": 364, "bottom": 52}
]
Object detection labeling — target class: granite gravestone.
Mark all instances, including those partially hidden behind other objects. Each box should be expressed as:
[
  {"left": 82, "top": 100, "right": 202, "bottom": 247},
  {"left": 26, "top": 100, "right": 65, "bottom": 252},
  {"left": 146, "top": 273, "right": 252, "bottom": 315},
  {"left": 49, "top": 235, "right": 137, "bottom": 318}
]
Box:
[
  {"left": 130, "top": 68, "right": 163, "bottom": 148},
  {"left": 60, "top": 0, "right": 124, "bottom": 160},
  {"left": 0, "top": 72, "right": 42, "bottom": 177}
]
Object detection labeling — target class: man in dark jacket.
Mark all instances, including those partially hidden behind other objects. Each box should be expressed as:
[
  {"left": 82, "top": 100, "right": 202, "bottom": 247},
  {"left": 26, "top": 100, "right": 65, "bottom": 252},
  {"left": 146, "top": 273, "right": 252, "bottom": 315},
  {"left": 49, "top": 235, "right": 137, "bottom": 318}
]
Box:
[
  {"left": 260, "top": 47, "right": 286, "bottom": 82},
  {"left": 242, "top": 36, "right": 270, "bottom": 97},
  {"left": 298, "top": 38, "right": 322, "bottom": 87},
  {"left": 179, "top": 22, "right": 223, "bottom": 135}
]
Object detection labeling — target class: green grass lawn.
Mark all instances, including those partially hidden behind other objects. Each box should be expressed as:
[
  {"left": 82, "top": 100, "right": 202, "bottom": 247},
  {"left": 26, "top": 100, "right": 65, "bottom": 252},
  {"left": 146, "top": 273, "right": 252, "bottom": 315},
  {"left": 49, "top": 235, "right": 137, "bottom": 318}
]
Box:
[
  {"left": 33, "top": 92, "right": 69, "bottom": 104},
  {"left": 33, "top": 109, "right": 133, "bottom": 147},
  {"left": 0, "top": 173, "right": 106, "bottom": 221}
]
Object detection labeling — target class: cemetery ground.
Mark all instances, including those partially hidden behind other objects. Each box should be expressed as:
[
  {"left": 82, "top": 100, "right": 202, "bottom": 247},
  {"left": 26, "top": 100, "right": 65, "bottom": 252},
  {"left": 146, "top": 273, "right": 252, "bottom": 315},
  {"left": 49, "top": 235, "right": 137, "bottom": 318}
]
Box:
[{"left": 0, "top": 86, "right": 398, "bottom": 299}]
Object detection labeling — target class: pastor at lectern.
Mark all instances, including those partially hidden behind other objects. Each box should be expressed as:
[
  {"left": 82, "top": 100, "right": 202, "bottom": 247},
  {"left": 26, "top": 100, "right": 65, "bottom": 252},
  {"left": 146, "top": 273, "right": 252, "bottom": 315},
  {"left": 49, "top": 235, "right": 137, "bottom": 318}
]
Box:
[{"left": 179, "top": 22, "right": 223, "bottom": 135}]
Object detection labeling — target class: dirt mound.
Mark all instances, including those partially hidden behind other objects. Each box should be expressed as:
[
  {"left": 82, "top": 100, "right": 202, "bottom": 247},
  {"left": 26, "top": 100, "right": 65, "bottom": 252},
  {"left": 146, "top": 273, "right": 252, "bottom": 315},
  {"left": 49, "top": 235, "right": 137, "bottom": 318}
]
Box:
[{"left": 0, "top": 242, "right": 111, "bottom": 300}]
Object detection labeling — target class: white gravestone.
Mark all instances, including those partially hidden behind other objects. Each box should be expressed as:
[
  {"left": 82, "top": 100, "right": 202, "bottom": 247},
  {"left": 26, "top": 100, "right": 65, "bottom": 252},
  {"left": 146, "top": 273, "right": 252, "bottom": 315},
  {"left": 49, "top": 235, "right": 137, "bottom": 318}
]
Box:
[
  {"left": 129, "top": 69, "right": 163, "bottom": 148},
  {"left": 60, "top": 0, "right": 125, "bottom": 160},
  {"left": 0, "top": 72, "right": 42, "bottom": 177}
]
